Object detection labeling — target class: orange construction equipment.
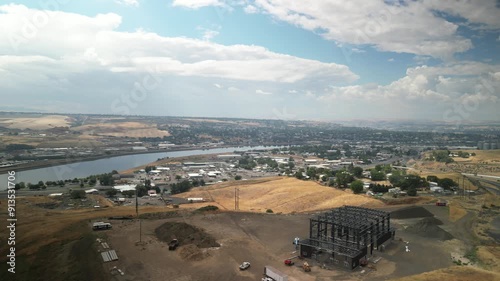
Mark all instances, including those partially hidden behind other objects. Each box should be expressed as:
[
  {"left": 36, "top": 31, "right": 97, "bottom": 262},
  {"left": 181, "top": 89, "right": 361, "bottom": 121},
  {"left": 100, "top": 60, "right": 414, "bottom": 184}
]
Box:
[{"left": 302, "top": 262, "right": 311, "bottom": 272}]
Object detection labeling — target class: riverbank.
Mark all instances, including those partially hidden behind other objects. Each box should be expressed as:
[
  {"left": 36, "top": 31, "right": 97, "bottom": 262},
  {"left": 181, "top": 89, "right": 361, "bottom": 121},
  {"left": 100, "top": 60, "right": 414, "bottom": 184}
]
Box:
[
  {"left": 0, "top": 145, "right": 285, "bottom": 175},
  {"left": 0, "top": 148, "right": 187, "bottom": 174}
]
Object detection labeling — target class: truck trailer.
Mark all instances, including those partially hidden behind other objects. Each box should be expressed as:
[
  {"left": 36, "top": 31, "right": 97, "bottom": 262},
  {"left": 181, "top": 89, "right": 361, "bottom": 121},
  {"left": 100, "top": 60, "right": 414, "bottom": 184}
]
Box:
[{"left": 263, "top": 266, "right": 288, "bottom": 281}]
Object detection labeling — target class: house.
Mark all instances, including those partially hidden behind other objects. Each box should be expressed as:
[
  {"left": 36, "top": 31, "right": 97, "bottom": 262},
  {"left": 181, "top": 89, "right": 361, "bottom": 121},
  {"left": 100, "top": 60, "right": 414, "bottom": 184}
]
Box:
[
  {"left": 113, "top": 184, "right": 137, "bottom": 192},
  {"left": 148, "top": 190, "right": 157, "bottom": 197},
  {"left": 188, "top": 173, "right": 203, "bottom": 179},
  {"left": 85, "top": 188, "right": 99, "bottom": 194},
  {"left": 430, "top": 186, "right": 444, "bottom": 193}
]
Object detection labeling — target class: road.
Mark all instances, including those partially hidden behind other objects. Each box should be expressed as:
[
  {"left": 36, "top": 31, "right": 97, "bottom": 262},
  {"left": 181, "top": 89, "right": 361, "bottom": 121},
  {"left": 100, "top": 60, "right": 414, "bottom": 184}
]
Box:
[{"left": 466, "top": 176, "right": 500, "bottom": 195}]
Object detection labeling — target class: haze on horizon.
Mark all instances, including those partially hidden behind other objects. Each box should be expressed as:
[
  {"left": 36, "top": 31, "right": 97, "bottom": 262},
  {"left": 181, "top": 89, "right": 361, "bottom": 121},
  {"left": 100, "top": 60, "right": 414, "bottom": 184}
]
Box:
[{"left": 0, "top": 1, "right": 499, "bottom": 122}]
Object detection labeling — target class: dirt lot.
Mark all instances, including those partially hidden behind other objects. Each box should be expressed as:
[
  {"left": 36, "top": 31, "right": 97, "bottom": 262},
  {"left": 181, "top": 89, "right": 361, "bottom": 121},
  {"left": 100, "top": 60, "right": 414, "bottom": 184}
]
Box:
[{"left": 101, "top": 204, "right": 480, "bottom": 281}]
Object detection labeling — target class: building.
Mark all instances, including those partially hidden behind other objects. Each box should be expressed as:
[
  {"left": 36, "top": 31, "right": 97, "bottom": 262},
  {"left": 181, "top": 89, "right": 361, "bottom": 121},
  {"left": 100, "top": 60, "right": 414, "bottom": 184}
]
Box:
[
  {"left": 299, "top": 206, "right": 395, "bottom": 270},
  {"left": 188, "top": 173, "right": 203, "bottom": 179},
  {"left": 217, "top": 154, "right": 242, "bottom": 159}
]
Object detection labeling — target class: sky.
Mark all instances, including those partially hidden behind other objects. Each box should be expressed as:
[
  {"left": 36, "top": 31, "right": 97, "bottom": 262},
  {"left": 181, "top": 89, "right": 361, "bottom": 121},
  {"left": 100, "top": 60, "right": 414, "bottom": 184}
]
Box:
[{"left": 0, "top": 0, "right": 499, "bottom": 122}]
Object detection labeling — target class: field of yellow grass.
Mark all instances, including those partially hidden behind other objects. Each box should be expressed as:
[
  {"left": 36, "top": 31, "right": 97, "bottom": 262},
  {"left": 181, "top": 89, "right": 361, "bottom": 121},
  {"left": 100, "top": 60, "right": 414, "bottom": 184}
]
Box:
[
  {"left": 451, "top": 149, "right": 500, "bottom": 164},
  {"left": 71, "top": 121, "right": 170, "bottom": 138},
  {"left": 0, "top": 115, "right": 71, "bottom": 130},
  {"left": 448, "top": 203, "right": 467, "bottom": 222},
  {"left": 177, "top": 177, "right": 384, "bottom": 213}
]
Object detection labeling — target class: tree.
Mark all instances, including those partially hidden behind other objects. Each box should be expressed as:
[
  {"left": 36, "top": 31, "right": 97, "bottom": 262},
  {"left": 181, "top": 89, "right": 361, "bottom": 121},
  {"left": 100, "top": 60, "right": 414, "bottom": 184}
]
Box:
[
  {"left": 350, "top": 180, "right": 364, "bottom": 194},
  {"left": 70, "top": 190, "right": 86, "bottom": 199},
  {"left": 370, "top": 170, "right": 386, "bottom": 181},
  {"left": 122, "top": 190, "right": 135, "bottom": 198},
  {"left": 175, "top": 175, "right": 182, "bottom": 181},
  {"left": 426, "top": 175, "right": 438, "bottom": 182},
  {"left": 407, "top": 187, "right": 417, "bottom": 196},
  {"left": 136, "top": 185, "right": 148, "bottom": 197},
  {"left": 400, "top": 174, "right": 427, "bottom": 191},
  {"left": 352, "top": 167, "right": 363, "bottom": 178},
  {"left": 389, "top": 172, "right": 405, "bottom": 187},
  {"left": 170, "top": 180, "right": 192, "bottom": 195},
  {"left": 438, "top": 178, "right": 458, "bottom": 190},
  {"left": 14, "top": 182, "right": 26, "bottom": 190},
  {"left": 106, "top": 189, "right": 118, "bottom": 197},
  {"left": 235, "top": 175, "right": 242, "bottom": 180},
  {"left": 336, "top": 170, "right": 354, "bottom": 188}
]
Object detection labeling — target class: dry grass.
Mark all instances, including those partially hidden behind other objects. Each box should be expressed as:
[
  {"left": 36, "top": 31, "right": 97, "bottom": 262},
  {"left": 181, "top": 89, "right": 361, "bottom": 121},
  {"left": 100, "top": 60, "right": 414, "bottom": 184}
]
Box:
[
  {"left": 0, "top": 115, "right": 71, "bottom": 130},
  {"left": 71, "top": 121, "right": 170, "bottom": 138},
  {"left": 389, "top": 266, "right": 500, "bottom": 281},
  {"left": 453, "top": 150, "right": 500, "bottom": 164},
  {"left": 0, "top": 196, "right": 177, "bottom": 257},
  {"left": 177, "top": 177, "right": 384, "bottom": 213},
  {"left": 449, "top": 204, "right": 467, "bottom": 222},
  {"left": 477, "top": 246, "right": 500, "bottom": 272}
]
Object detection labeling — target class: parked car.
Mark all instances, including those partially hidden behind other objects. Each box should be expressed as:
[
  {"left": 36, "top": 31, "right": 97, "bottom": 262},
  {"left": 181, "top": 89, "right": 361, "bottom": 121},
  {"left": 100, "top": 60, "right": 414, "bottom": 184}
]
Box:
[{"left": 239, "top": 261, "right": 251, "bottom": 270}]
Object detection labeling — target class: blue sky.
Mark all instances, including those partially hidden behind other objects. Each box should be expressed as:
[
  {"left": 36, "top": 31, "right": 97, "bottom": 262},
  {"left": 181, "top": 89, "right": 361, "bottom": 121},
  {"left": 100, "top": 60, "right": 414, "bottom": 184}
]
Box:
[{"left": 0, "top": 0, "right": 499, "bottom": 122}]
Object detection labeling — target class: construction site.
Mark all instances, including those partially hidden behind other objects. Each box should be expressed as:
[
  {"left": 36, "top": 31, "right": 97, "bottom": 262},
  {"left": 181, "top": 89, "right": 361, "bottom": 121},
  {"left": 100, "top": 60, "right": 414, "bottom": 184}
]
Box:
[{"left": 299, "top": 206, "right": 395, "bottom": 270}]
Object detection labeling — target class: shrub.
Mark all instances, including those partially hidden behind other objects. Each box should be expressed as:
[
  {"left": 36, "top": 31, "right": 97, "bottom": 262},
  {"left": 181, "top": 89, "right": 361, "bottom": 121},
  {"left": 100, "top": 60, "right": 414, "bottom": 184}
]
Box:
[{"left": 266, "top": 209, "right": 273, "bottom": 213}]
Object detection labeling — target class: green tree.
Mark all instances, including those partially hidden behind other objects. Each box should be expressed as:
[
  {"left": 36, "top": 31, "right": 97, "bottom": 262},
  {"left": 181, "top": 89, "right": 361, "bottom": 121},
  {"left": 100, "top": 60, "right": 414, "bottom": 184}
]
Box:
[
  {"left": 14, "top": 182, "right": 26, "bottom": 190},
  {"left": 336, "top": 170, "right": 354, "bottom": 188},
  {"left": 175, "top": 175, "right": 182, "bottom": 181},
  {"left": 352, "top": 167, "right": 363, "bottom": 178},
  {"left": 136, "top": 185, "right": 148, "bottom": 197},
  {"left": 70, "top": 190, "right": 86, "bottom": 199},
  {"left": 437, "top": 178, "right": 458, "bottom": 190},
  {"left": 370, "top": 170, "right": 386, "bottom": 181},
  {"left": 407, "top": 187, "right": 417, "bottom": 196},
  {"left": 350, "top": 180, "right": 364, "bottom": 194},
  {"left": 106, "top": 189, "right": 118, "bottom": 197},
  {"left": 122, "top": 190, "right": 135, "bottom": 198},
  {"left": 235, "top": 175, "right": 242, "bottom": 180}
]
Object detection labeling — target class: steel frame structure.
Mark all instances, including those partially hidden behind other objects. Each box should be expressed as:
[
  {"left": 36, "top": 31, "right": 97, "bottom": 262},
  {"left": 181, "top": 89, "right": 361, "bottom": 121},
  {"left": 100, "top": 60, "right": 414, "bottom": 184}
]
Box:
[{"left": 299, "top": 206, "right": 395, "bottom": 269}]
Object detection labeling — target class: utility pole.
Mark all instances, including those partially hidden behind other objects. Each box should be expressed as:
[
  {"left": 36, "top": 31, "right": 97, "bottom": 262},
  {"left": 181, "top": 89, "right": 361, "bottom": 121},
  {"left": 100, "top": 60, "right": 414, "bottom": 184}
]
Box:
[
  {"left": 136, "top": 187, "right": 142, "bottom": 243},
  {"left": 234, "top": 188, "right": 239, "bottom": 210}
]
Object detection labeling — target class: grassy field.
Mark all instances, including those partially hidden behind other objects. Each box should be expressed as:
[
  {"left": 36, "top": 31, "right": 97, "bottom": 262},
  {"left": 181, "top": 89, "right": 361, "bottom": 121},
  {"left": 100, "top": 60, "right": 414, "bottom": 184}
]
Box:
[
  {"left": 177, "top": 177, "right": 384, "bottom": 213},
  {"left": 0, "top": 115, "right": 71, "bottom": 130},
  {"left": 71, "top": 121, "right": 170, "bottom": 138}
]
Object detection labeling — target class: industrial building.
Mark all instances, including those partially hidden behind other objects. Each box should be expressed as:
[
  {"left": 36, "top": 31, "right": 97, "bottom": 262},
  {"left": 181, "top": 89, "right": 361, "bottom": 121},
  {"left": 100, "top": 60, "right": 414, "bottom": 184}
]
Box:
[{"left": 298, "top": 206, "right": 395, "bottom": 270}]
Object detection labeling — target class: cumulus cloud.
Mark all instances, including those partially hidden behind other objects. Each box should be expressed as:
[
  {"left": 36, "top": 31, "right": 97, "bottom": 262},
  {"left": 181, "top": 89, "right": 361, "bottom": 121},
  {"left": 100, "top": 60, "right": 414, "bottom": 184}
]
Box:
[
  {"left": 176, "top": 0, "right": 500, "bottom": 59},
  {"left": 256, "top": 89, "right": 273, "bottom": 95},
  {"left": 115, "top": 0, "right": 139, "bottom": 7},
  {"left": 172, "top": 0, "right": 225, "bottom": 9},
  {"left": 0, "top": 4, "right": 498, "bottom": 121}
]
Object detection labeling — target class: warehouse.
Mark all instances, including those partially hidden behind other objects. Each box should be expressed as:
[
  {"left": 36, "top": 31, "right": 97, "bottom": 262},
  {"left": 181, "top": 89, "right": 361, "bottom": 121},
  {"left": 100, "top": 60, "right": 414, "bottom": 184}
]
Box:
[{"left": 299, "top": 206, "right": 395, "bottom": 270}]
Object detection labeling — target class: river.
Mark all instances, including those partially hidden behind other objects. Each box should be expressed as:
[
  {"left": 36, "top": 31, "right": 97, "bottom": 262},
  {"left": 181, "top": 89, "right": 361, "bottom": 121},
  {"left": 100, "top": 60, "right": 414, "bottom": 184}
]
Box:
[{"left": 0, "top": 146, "right": 281, "bottom": 188}]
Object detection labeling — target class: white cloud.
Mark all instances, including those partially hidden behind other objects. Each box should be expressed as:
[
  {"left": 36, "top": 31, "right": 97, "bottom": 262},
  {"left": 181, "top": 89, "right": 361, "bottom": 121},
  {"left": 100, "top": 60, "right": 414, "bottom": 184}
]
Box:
[
  {"left": 197, "top": 25, "right": 221, "bottom": 41},
  {"left": 0, "top": 4, "right": 498, "bottom": 121},
  {"left": 115, "top": 0, "right": 139, "bottom": 7},
  {"left": 172, "top": 0, "right": 224, "bottom": 9},
  {"left": 256, "top": 89, "right": 272, "bottom": 95},
  {"left": 0, "top": 4, "right": 357, "bottom": 85},
  {"left": 388, "top": 58, "right": 394, "bottom": 62},
  {"left": 246, "top": 0, "right": 479, "bottom": 59},
  {"left": 244, "top": 5, "right": 258, "bottom": 14}
]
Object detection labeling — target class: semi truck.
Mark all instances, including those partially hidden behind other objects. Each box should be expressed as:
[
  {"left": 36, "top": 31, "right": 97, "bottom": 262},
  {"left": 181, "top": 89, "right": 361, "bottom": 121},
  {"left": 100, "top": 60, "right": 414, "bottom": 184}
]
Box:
[{"left": 262, "top": 266, "right": 288, "bottom": 281}]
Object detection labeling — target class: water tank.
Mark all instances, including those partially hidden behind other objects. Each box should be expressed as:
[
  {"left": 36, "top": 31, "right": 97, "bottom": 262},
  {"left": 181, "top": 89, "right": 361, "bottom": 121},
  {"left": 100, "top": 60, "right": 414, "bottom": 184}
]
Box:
[
  {"left": 483, "top": 143, "right": 490, "bottom": 150},
  {"left": 490, "top": 143, "right": 498, "bottom": 150}
]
